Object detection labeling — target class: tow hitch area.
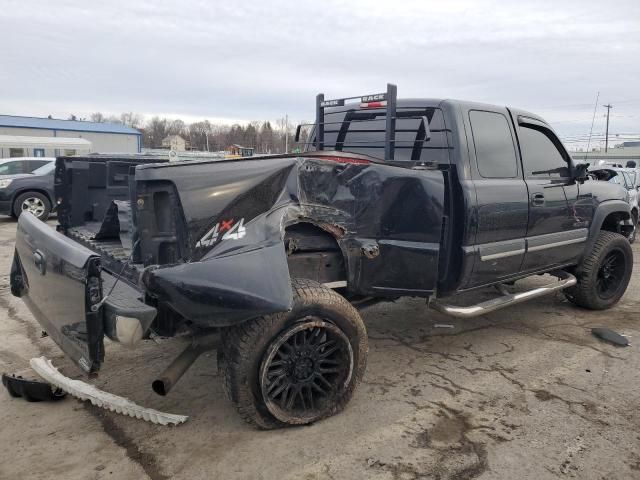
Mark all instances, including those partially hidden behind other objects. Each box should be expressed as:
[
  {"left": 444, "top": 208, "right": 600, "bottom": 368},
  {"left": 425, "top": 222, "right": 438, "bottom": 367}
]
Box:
[{"left": 30, "top": 357, "right": 189, "bottom": 426}]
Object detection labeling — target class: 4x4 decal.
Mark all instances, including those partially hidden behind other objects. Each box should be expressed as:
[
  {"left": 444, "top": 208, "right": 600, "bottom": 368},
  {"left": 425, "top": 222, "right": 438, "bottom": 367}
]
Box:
[{"left": 196, "top": 218, "right": 246, "bottom": 248}]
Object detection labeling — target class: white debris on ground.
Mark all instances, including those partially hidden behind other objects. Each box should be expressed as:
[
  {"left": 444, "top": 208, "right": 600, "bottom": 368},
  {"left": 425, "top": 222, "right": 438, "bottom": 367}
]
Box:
[{"left": 30, "top": 356, "right": 188, "bottom": 426}]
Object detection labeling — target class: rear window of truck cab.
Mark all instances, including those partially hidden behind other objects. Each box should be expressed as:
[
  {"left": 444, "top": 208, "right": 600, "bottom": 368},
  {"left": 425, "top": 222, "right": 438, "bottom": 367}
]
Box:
[{"left": 468, "top": 110, "right": 518, "bottom": 178}]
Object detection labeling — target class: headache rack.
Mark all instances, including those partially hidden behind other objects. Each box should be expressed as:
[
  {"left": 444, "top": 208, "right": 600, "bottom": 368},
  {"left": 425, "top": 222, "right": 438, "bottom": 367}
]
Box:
[{"left": 295, "top": 83, "right": 433, "bottom": 161}]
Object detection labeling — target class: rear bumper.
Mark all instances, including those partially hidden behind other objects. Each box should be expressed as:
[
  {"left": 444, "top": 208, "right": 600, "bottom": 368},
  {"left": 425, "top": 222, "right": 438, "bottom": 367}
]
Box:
[{"left": 101, "top": 270, "right": 156, "bottom": 346}]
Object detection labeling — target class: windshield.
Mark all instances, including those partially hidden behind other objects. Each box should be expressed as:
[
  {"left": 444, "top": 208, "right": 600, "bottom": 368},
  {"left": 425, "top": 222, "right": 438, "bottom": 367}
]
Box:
[{"left": 31, "top": 162, "right": 55, "bottom": 175}]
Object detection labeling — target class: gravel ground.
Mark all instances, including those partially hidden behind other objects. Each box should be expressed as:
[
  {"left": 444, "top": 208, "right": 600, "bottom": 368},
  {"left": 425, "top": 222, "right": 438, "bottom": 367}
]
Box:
[{"left": 0, "top": 216, "right": 638, "bottom": 480}]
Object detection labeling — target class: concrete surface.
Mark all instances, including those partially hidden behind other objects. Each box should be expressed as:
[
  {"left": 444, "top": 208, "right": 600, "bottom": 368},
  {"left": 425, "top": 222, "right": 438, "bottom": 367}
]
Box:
[{"left": 0, "top": 216, "right": 638, "bottom": 480}]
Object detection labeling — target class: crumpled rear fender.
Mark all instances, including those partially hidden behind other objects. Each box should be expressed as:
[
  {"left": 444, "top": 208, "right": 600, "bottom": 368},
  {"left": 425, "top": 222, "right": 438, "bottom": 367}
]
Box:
[
  {"left": 141, "top": 208, "right": 299, "bottom": 327},
  {"left": 139, "top": 155, "right": 445, "bottom": 325}
]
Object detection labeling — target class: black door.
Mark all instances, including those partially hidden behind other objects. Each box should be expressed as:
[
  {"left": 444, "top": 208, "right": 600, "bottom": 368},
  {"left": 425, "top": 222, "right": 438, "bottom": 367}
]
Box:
[
  {"left": 464, "top": 108, "right": 529, "bottom": 288},
  {"left": 516, "top": 117, "right": 588, "bottom": 271}
]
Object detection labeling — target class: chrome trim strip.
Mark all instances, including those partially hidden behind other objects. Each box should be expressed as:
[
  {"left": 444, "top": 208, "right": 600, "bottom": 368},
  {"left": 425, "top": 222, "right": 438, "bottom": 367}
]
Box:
[
  {"left": 480, "top": 248, "right": 526, "bottom": 261},
  {"left": 527, "top": 236, "right": 587, "bottom": 252},
  {"left": 477, "top": 228, "right": 588, "bottom": 261},
  {"left": 478, "top": 238, "right": 526, "bottom": 262},
  {"left": 526, "top": 228, "right": 588, "bottom": 249}
]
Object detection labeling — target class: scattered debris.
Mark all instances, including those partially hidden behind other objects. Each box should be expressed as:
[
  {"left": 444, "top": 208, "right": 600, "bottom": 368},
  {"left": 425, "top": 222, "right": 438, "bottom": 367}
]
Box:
[
  {"left": 591, "top": 327, "right": 630, "bottom": 347},
  {"left": 2, "top": 373, "right": 66, "bottom": 402},
  {"left": 30, "top": 357, "right": 188, "bottom": 426},
  {"left": 434, "top": 324, "right": 455, "bottom": 329}
]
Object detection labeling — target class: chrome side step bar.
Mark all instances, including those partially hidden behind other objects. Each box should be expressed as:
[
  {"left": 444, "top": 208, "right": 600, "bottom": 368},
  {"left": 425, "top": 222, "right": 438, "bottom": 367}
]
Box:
[{"left": 429, "top": 271, "right": 577, "bottom": 318}]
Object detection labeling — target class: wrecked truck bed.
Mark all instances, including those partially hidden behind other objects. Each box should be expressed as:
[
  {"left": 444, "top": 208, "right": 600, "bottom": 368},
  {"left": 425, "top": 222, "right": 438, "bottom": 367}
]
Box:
[{"left": 13, "top": 150, "right": 445, "bottom": 368}]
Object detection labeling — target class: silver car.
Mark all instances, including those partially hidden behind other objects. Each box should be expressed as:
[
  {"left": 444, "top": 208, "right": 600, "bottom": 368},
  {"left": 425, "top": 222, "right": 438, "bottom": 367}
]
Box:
[{"left": 590, "top": 167, "right": 640, "bottom": 242}]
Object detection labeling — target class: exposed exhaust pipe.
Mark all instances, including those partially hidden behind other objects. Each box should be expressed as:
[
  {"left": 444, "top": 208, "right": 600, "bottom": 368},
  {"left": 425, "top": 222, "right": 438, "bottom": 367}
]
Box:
[{"left": 152, "top": 332, "right": 220, "bottom": 396}]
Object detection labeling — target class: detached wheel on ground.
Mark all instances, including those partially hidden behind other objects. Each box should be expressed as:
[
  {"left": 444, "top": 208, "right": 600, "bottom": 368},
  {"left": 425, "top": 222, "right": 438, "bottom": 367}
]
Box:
[
  {"left": 13, "top": 192, "right": 51, "bottom": 221},
  {"left": 221, "top": 278, "right": 368, "bottom": 429},
  {"left": 565, "top": 231, "right": 633, "bottom": 310}
]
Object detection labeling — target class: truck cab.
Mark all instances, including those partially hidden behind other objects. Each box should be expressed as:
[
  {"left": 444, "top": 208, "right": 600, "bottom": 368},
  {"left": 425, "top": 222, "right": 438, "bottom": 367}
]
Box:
[{"left": 304, "top": 90, "right": 632, "bottom": 297}]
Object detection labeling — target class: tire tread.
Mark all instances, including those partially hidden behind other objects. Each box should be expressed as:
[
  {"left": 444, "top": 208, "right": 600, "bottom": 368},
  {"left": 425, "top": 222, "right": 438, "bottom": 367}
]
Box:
[
  {"left": 220, "top": 278, "right": 367, "bottom": 429},
  {"left": 565, "top": 231, "right": 633, "bottom": 310}
]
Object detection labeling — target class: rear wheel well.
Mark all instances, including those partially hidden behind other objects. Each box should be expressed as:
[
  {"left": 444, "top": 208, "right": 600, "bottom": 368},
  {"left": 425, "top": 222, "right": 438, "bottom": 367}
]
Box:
[
  {"left": 284, "top": 223, "right": 346, "bottom": 285},
  {"left": 601, "top": 211, "right": 632, "bottom": 235},
  {"left": 12, "top": 188, "right": 53, "bottom": 207}
]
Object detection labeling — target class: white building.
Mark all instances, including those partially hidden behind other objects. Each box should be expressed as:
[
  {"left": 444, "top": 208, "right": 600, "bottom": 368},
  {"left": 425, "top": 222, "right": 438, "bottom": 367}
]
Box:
[
  {"left": 0, "top": 115, "right": 141, "bottom": 158},
  {"left": 162, "top": 134, "right": 186, "bottom": 151}
]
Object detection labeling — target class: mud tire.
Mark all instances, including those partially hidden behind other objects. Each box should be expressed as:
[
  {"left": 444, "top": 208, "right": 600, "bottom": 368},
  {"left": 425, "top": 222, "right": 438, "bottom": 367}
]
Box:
[
  {"left": 564, "top": 231, "right": 633, "bottom": 310},
  {"left": 221, "top": 278, "right": 368, "bottom": 429}
]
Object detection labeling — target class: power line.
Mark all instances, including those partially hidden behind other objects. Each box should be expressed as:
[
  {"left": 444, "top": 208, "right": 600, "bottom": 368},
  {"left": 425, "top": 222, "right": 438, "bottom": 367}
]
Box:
[
  {"left": 585, "top": 92, "right": 599, "bottom": 155},
  {"left": 537, "top": 98, "right": 640, "bottom": 110}
]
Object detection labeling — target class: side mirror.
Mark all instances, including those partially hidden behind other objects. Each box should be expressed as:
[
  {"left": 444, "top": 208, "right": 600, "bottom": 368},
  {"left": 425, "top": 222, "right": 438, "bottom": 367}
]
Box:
[{"left": 571, "top": 163, "right": 589, "bottom": 183}]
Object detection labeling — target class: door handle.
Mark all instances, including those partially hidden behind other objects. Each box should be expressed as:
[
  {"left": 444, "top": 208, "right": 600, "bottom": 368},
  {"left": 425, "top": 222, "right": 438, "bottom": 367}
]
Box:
[
  {"left": 531, "top": 193, "right": 545, "bottom": 206},
  {"left": 33, "top": 250, "right": 46, "bottom": 275}
]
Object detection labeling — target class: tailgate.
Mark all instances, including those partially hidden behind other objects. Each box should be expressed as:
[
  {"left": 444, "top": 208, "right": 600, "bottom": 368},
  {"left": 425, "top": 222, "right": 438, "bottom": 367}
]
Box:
[{"left": 11, "top": 213, "right": 104, "bottom": 372}]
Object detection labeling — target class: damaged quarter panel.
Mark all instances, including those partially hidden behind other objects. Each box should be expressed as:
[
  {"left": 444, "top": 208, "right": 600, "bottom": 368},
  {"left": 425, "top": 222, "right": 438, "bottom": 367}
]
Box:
[
  {"left": 298, "top": 159, "right": 445, "bottom": 295},
  {"left": 138, "top": 155, "right": 445, "bottom": 327}
]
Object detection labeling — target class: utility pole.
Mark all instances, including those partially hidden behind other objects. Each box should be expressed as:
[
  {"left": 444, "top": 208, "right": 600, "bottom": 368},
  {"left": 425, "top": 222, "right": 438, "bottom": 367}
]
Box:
[
  {"left": 603, "top": 104, "right": 613, "bottom": 152},
  {"left": 284, "top": 114, "right": 289, "bottom": 153}
]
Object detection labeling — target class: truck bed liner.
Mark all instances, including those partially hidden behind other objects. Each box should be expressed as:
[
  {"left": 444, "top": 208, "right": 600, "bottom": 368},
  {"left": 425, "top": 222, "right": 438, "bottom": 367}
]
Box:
[{"left": 66, "top": 223, "right": 142, "bottom": 286}]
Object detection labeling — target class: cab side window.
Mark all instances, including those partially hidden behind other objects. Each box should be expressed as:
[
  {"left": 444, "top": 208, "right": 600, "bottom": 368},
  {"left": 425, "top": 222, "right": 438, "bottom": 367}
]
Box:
[
  {"left": 519, "top": 126, "right": 569, "bottom": 178},
  {"left": 469, "top": 110, "right": 518, "bottom": 178}
]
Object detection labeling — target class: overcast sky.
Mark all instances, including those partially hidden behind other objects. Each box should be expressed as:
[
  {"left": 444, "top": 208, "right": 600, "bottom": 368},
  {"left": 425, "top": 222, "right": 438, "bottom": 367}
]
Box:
[{"left": 2, "top": 0, "right": 639, "bottom": 149}]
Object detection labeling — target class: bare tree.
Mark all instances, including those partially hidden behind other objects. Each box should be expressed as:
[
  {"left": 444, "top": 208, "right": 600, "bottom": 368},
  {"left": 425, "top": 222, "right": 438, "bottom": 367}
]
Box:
[
  {"left": 259, "top": 121, "right": 275, "bottom": 153},
  {"left": 120, "top": 112, "right": 144, "bottom": 128},
  {"left": 90, "top": 112, "right": 105, "bottom": 123},
  {"left": 167, "top": 119, "right": 186, "bottom": 137},
  {"left": 145, "top": 117, "right": 168, "bottom": 148},
  {"left": 136, "top": 114, "right": 308, "bottom": 153}
]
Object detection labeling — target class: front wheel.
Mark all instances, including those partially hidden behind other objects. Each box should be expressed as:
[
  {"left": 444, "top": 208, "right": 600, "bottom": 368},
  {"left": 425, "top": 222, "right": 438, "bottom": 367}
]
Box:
[
  {"left": 221, "top": 278, "right": 368, "bottom": 429},
  {"left": 564, "top": 231, "right": 633, "bottom": 310},
  {"left": 13, "top": 191, "right": 51, "bottom": 221}
]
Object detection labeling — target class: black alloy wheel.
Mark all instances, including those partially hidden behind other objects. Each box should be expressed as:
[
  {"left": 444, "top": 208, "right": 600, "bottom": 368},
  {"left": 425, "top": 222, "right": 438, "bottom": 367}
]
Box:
[
  {"left": 221, "top": 278, "right": 368, "bottom": 429},
  {"left": 260, "top": 318, "right": 353, "bottom": 424},
  {"left": 564, "top": 231, "right": 633, "bottom": 310},
  {"left": 596, "top": 250, "right": 627, "bottom": 300}
]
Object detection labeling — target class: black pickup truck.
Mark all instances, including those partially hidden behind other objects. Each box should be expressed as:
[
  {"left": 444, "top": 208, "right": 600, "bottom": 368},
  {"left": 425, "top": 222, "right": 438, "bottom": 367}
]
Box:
[{"left": 10, "top": 85, "right": 634, "bottom": 428}]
